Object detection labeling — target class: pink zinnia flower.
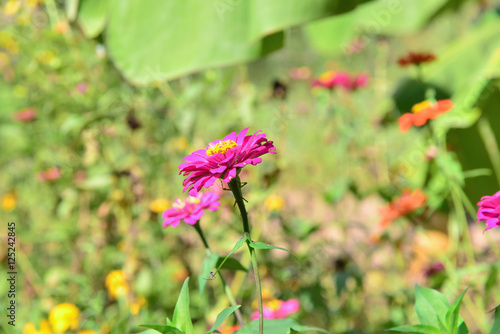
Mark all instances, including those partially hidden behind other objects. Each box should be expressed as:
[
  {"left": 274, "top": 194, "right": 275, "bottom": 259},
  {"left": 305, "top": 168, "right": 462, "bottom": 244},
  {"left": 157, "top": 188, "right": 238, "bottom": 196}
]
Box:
[
  {"left": 163, "top": 192, "right": 220, "bottom": 228},
  {"left": 179, "top": 128, "right": 276, "bottom": 196},
  {"left": 311, "top": 71, "right": 368, "bottom": 91},
  {"left": 251, "top": 299, "right": 299, "bottom": 320},
  {"left": 477, "top": 190, "right": 500, "bottom": 231}
]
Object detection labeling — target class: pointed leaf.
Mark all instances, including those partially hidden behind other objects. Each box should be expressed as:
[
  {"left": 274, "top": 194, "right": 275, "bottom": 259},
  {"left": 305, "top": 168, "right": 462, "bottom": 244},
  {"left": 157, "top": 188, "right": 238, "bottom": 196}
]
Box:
[
  {"left": 248, "top": 241, "right": 300, "bottom": 265},
  {"left": 204, "top": 305, "right": 242, "bottom": 334},
  {"left": 199, "top": 253, "right": 219, "bottom": 296},
  {"left": 140, "top": 325, "right": 184, "bottom": 334},
  {"left": 237, "top": 319, "right": 329, "bottom": 334},
  {"left": 457, "top": 322, "right": 469, "bottom": 334},
  {"left": 172, "top": 278, "right": 194, "bottom": 334},
  {"left": 387, "top": 325, "right": 441, "bottom": 334},
  {"left": 414, "top": 285, "right": 450, "bottom": 328},
  {"left": 489, "top": 305, "right": 500, "bottom": 334},
  {"left": 214, "top": 237, "right": 248, "bottom": 276},
  {"left": 216, "top": 256, "right": 248, "bottom": 272},
  {"left": 445, "top": 288, "right": 468, "bottom": 334}
]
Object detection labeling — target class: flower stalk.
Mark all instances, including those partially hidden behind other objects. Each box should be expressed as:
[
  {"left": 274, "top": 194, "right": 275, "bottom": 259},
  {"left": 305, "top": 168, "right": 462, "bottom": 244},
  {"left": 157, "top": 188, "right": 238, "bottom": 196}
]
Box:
[
  {"left": 192, "top": 221, "right": 245, "bottom": 327},
  {"left": 228, "top": 176, "right": 264, "bottom": 334}
]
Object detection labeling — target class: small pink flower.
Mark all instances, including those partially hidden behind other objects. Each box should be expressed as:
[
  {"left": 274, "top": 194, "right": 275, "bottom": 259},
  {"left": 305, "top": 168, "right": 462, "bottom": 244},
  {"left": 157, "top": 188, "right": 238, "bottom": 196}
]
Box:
[
  {"left": 163, "top": 192, "right": 220, "bottom": 228},
  {"left": 179, "top": 128, "right": 276, "bottom": 196},
  {"left": 251, "top": 299, "right": 299, "bottom": 320},
  {"left": 76, "top": 82, "right": 88, "bottom": 94},
  {"left": 477, "top": 190, "right": 500, "bottom": 231}
]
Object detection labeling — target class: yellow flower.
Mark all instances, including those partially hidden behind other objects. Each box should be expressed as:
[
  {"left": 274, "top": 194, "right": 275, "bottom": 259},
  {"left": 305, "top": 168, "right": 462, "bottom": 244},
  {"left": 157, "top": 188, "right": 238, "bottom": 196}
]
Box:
[
  {"left": 27, "top": 0, "right": 44, "bottom": 9},
  {"left": 40, "top": 320, "right": 52, "bottom": 334},
  {"left": 23, "top": 322, "right": 38, "bottom": 334},
  {"left": 175, "top": 137, "right": 189, "bottom": 151},
  {"left": 22, "top": 320, "right": 52, "bottom": 334},
  {"left": 105, "top": 270, "right": 129, "bottom": 299},
  {"left": 2, "top": 0, "right": 21, "bottom": 16},
  {"left": 49, "top": 303, "right": 80, "bottom": 333},
  {"left": 128, "top": 295, "right": 147, "bottom": 315},
  {"left": 77, "top": 330, "right": 96, "bottom": 334},
  {"left": 264, "top": 194, "right": 285, "bottom": 212},
  {"left": 5, "top": 38, "right": 19, "bottom": 55},
  {"left": 1, "top": 193, "right": 16, "bottom": 212},
  {"left": 149, "top": 198, "right": 170, "bottom": 213}
]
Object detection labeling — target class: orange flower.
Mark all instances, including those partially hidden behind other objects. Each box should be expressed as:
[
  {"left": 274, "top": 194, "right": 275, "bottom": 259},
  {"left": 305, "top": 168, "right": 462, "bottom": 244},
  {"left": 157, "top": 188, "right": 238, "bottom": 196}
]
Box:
[
  {"left": 398, "top": 99, "right": 454, "bottom": 133},
  {"left": 217, "top": 325, "right": 240, "bottom": 334},
  {"left": 378, "top": 188, "right": 427, "bottom": 230}
]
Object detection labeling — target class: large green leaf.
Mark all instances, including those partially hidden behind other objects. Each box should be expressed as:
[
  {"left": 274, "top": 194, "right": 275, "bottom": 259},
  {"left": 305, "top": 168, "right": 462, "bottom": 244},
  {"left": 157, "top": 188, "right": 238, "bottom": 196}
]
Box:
[
  {"left": 101, "top": 0, "right": 370, "bottom": 84},
  {"left": 424, "top": 12, "right": 500, "bottom": 96},
  {"left": 77, "top": 0, "right": 110, "bottom": 38},
  {"left": 414, "top": 285, "right": 450, "bottom": 329},
  {"left": 305, "top": 0, "right": 447, "bottom": 55},
  {"left": 172, "top": 278, "right": 194, "bottom": 334}
]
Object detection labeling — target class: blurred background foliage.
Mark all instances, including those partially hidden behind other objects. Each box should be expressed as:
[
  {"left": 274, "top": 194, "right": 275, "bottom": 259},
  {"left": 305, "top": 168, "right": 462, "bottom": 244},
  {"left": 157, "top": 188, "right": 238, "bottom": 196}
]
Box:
[{"left": 1, "top": 0, "right": 500, "bottom": 333}]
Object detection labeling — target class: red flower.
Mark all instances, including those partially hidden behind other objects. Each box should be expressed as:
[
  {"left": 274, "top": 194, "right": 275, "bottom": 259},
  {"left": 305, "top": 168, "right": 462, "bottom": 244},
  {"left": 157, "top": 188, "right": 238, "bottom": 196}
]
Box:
[
  {"left": 13, "top": 108, "right": 36, "bottom": 122},
  {"left": 398, "top": 99, "right": 454, "bottom": 133},
  {"left": 398, "top": 52, "right": 436, "bottom": 67}
]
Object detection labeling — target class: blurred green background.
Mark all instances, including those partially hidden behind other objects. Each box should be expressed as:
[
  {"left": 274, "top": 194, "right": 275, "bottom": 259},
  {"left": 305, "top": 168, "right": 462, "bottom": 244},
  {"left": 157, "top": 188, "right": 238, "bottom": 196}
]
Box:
[{"left": 1, "top": 0, "right": 500, "bottom": 333}]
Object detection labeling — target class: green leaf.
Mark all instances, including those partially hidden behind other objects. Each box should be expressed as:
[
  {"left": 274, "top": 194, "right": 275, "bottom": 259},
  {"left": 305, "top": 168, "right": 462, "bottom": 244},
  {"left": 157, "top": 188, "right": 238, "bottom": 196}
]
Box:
[
  {"left": 488, "top": 305, "right": 500, "bottom": 334},
  {"left": 457, "top": 322, "right": 469, "bottom": 334},
  {"left": 305, "top": 0, "right": 447, "bottom": 56},
  {"left": 248, "top": 241, "right": 300, "bottom": 265},
  {"left": 140, "top": 325, "right": 184, "bottom": 334},
  {"left": 387, "top": 325, "right": 441, "bottom": 334},
  {"left": 445, "top": 288, "right": 468, "bottom": 334},
  {"left": 77, "top": 0, "right": 110, "bottom": 38},
  {"left": 214, "top": 237, "right": 248, "bottom": 276},
  {"left": 103, "top": 0, "right": 370, "bottom": 84},
  {"left": 172, "top": 278, "right": 194, "bottom": 334},
  {"left": 216, "top": 256, "right": 248, "bottom": 272},
  {"left": 199, "top": 253, "right": 219, "bottom": 296},
  {"left": 414, "top": 285, "right": 450, "bottom": 329},
  {"left": 204, "top": 305, "right": 242, "bottom": 334}
]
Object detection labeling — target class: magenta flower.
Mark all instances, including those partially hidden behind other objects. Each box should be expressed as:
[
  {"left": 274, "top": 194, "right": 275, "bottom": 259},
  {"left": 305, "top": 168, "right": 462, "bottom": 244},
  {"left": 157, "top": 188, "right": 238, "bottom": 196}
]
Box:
[
  {"left": 477, "top": 190, "right": 500, "bottom": 231},
  {"left": 311, "top": 71, "right": 368, "bottom": 91},
  {"left": 162, "top": 192, "right": 220, "bottom": 228},
  {"left": 179, "top": 128, "right": 276, "bottom": 196},
  {"left": 251, "top": 299, "right": 299, "bottom": 320}
]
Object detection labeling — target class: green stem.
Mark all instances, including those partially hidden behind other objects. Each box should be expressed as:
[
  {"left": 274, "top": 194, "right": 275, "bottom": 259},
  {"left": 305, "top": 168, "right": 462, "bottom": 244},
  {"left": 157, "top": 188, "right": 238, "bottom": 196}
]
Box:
[
  {"left": 228, "top": 176, "right": 264, "bottom": 334},
  {"left": 192, "top": 221, "right": 245, "bottom": 327}
]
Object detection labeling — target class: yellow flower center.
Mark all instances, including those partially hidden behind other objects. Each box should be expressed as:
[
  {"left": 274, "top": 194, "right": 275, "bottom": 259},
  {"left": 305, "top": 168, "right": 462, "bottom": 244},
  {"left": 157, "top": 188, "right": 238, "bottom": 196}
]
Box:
[
  {"left": 411, "top": 100, "right": 433, "bottom": 113},
  {"left": 206, "top": 140, "right": 237, "bottom": 157},
  {"left": 267, "top": 299, "right": 283, "bottom": 311},
  {"left": 173, "top": 197, "right": 200, "bottom": 209},
  {"left": 318, "top": 71, "right": 335, "bottom": 82}
]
